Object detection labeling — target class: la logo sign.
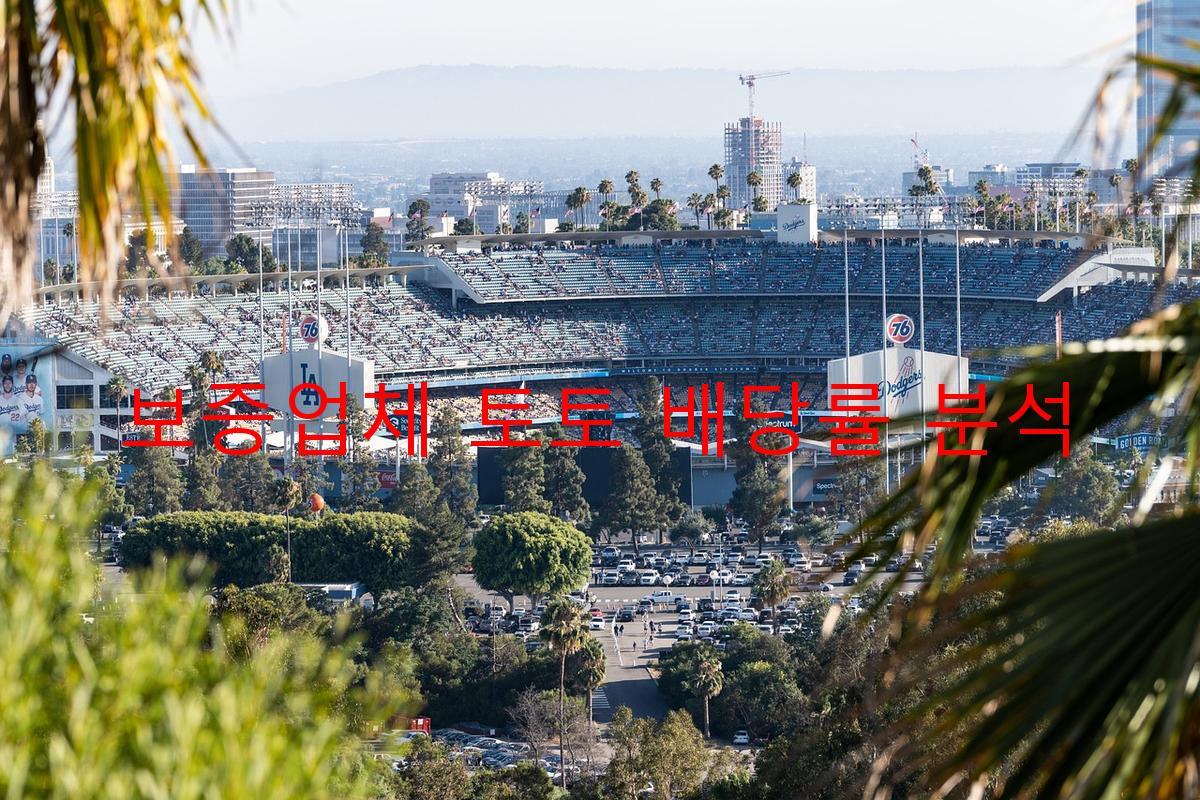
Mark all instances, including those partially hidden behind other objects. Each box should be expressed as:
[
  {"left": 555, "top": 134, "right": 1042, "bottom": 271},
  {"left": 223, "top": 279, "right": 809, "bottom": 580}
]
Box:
[{"left": 885, "top": 313, "right": 915, "bottom": 345}]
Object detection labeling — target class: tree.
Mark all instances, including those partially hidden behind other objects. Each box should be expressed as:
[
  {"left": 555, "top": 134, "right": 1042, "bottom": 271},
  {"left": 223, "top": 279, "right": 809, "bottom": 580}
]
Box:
[
  {"left": 14, "top": 416, "right": 48, "bottom": 455},
  {"left": 124, "top": 443, "right": 184, "bottom": 516},
  {"left": 633, "top": 377, "right": 684, "bottom": 523},
  {"left": 211, "top": 582, "right": 333, "bottom": 659},
  {"left": 426, "top": 404, "right": 478, "bottom": 525},
  {"left": 746, "top": 171, "right": 762, "bottom": 204},
  {"left": 603, "top": 706, "right": 712, "bottom": 800},
  {"left": 597, "top": 180, "right": 615, "bottom": 230},
  {"left": 752, "top": 195, "right": 769, "bottom": 213},
  {"left": 0, "top": 464, "right": 391, "bottom": 798},
  {"left": 388, "top": 461, "right": 468, "bottom": 587},
  {"left": 85, "top": 455, "right": 132, "bottom": 529},
  {"left": 751, "top": 560, "right": 792, "bottom": 633},
  {"left": 708, "top": 164, "right": 725, "bottom": 202},
  {"left": 598, "top": 445, "right": 665, "bottom": 552},
  {"left": 406, "top": 200, "right": 433, "bottom": 239},
  {"left": 670, "top": 508, "right": 714, "bottom": 556},
  {"left": 501, "top": 436, "right": 551, "bottom": 513},
  {"left": 339, "top": 397, "right": 381, "bottom": 512},
  {"left": 649, "top": 177, "right": 663, "bottom": 200},
  {"left": 686, "top": 193, "right": 705, "bottom": 227},
  {"left": 542, "top": 425, "right": 591, "bottom": 526},
  {"left": 178, "top": 225, "right": 203, "bottom": 266},
  {"left": 730, "top": 461, "right": 785, "bottom": 553},
  {"left": 786, "top": 171, "right": 802, "bottom": 201},
  {"left": 385, "top": 737, "right": 472, "bottom": 800},
  {"left": 225, "top": 232, "right": 275, "bottom": 273},
  {"left": 359, "top": 221, "right": 391, "bottom": 265},
  {"left": 685, "top": 652, "right": 724, "bottom": 738},
  {"left": 575, "top": 637, "right": 606, "bottom": 763},
  {"left": 539, "top": 597, "right": 589, "bottom": 789},
  {"left": 471, "top": 512, "right": 592, "bottom": 612},
  {"left": 837, "top": 456, "right": 883, "bottom": 526},
  {"left": 219, "top": 450, "right": 283, "bottom": 513},
  {"left": 183, "top": 448, "right": 226, "bottom": 511},
  {"left": 452, "top": 217, "right": 474, "bottom": 236},
  {"left": 1044, "top": 444, "right": 1120, "bottom": 525}
]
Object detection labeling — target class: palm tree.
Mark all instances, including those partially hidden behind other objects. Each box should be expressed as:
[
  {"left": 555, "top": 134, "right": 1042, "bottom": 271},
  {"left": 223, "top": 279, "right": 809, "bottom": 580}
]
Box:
[
  {"left": 0, "top": 0, "right": 225, "bottom": 319},
  {"left": 1131, "top": 191, "right": 1146, "bottom": 244},
  {"left": 105, "top": 374, "right": 130, "bottom": 452},
  {"left": 624, "top": 170, "right": 640, "bottom": 189},
  {"left": 578, "top": 187, "right": 593, "bottom": 229},
  {"left": 684, "top": 652, "right": 723, "bottom": 739},
  {"left": 786, "top": 171, "right": 802, "bottom": 201},
  {"left": 649, "top": 178, "right": 663, "bottom": 200},
  {"left": 703, "top": 193, "right": 717, "bottom": 229},
  {"left": 597, "top": 180, "right": 614, "bottom": 231},
  {"left": 746, "top": 170, "right": 762, "bottom": 201},
  {"left": 708, "top": 164, "right": 724, "bottom": 200},
  {"left": 716, "top": 184, "right": 731, "bottom": 212},
  {"left": 199, "top": 350, "right": 224, "bottom": 382},
  {"left": 686, "top": 193, "right": 704, "bottom": 228},
  {"left": 577, "top": 637, "right": 606, "bottom": 768},
  {"left": 751, "top": 560, "right": 792, "bottom": 634},
  {"left": 539, "top": 598, "right": 589, "bottom": 790}
]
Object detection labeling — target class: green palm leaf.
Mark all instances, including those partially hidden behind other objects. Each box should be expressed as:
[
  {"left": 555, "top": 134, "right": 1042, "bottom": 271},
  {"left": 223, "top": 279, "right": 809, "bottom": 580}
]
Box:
[{"left": 883, "top": 515, "right": 1200, "bottom": 799}]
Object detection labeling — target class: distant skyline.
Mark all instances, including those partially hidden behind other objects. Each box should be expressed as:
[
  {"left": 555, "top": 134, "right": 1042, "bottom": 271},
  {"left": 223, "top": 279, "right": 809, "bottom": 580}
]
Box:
[{"left": 196, "top": 0, "right": 1137, "bottom": 100}]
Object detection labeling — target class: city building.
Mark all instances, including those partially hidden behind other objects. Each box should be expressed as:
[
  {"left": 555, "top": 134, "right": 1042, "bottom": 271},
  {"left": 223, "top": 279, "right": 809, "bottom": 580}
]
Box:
[
  {"left": 1012, "top": 163, "right": 1087, "bottom": 197},
  {"left": 1137, "top": 0, "right": 1200, "bottom": 179},
  {"left": 422, "top": 171, "right": 545, "bottom": 234},
  {"left": 780, "top": 158, "right": 817, "bottom": 203},
  {"left": 900, "top": 165, "right": 954, "bottom": 194},
  {"left": 967, "top": 164, "right": 1011, "bottom": 189},
  {"left": 724, "top": 117, "right": 784, "bottom": 210},
  {"left": 173, "top": 165, "right": 275, "bottom": 258}
]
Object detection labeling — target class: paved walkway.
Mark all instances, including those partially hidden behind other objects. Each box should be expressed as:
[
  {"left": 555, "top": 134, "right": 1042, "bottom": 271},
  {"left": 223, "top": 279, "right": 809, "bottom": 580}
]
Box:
[{"left": 592, "top": 627, "right": 668, "bottom": 723}]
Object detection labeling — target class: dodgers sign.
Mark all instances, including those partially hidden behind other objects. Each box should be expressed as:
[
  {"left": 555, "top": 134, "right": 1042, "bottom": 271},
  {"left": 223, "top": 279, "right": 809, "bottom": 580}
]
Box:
[{"left": 885, "top": 313, "right": 915, "bottom": 345}]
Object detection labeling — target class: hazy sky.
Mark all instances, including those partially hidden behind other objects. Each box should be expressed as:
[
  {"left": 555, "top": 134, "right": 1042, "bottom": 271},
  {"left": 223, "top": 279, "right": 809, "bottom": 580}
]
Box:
[{"left": 196, "top": 0, "right": 1138, "bottom": 99}]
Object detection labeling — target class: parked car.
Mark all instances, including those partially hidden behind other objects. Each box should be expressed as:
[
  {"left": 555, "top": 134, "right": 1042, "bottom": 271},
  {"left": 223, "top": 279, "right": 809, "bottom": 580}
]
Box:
[
  {"left": 589, "top": 617, "right": 607, "bottom": 631},
  {"left": 616, "top": 606, "right": 635, "bottom": 623},
  {"left": 732, "top": 730, "right": 751, "bottom": 745}
]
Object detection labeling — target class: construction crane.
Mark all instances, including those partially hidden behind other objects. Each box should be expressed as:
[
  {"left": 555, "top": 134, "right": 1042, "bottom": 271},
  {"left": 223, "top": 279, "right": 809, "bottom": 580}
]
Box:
[{"left": 738, "top": 71, "right": 790, "bottom": 120}]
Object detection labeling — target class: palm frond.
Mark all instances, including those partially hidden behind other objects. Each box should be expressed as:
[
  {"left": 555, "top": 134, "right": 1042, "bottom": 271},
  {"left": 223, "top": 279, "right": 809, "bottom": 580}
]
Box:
[
  {"left": 883, "top": 514, "right": 1200, "bottom": 800},
  {"left": 0, "top": 0, "right": 228, "bottom": 321}
]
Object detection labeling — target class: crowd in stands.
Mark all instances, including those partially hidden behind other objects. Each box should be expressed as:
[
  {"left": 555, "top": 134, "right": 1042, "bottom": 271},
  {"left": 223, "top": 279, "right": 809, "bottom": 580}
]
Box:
[
  {"left": 24, "top": 244, "right": 1200, "bottom": 421},
  {"left": 437, "top": 241, "right": 1091, "bottom": 302}
]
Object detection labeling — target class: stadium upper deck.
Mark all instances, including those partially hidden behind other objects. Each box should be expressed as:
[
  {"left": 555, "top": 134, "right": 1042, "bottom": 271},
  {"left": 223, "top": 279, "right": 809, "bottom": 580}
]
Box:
[
  {"left": 430, "top": 242, "right": 1095, "bottom": 303},
  {"left": 23, "top": 245, "right": 1200, "bottom": 395}
]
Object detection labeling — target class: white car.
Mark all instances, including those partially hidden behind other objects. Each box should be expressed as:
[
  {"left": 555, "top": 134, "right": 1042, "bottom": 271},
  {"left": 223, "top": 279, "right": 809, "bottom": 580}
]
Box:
[
  {"left": 732, "top": 730, "right": 750, "bottom": 745},
  {"left": 724, "top": 589, "right": 741, "bottom": 602},
  {"left": 677, "top": 608, "right": 693, "bottom": 623},
  {"left": 638, "top": 570, "right": 660, "bottom": 586},
  {"left": 697, "top": 621, "right": 717, "bottom": 636},
  {"left": 714, "top": 569, "right": 734, "bottom": 584},
  {"left": 589, "top": 617, "right": 607, "bottom": 630},
  {"left": 690, "top": 552, "right": 709, "bottom": 566},
  {"left": 732, "top": 573, "right": 752, "bottom": 586}
]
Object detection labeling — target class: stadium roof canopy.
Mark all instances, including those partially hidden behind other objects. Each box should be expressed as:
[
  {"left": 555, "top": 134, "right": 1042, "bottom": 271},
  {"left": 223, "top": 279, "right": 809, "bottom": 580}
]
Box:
[
  {"left": 817, "top": 228, "right": 1129, "bottom": 250},
  {"left": 404, "top": 229, "right": 765, "bottom": 252}
]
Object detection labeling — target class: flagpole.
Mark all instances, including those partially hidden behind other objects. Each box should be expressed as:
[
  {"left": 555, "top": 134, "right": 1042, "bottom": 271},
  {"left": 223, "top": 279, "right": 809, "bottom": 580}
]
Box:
[
  {"left": 843, "top": 230, "right": 850, "bottom": 361},
  {"left": 918, "top": 229, "right": 927, "bottom": 452},
  {"left": 880, "top": 228, "right": 889, "bottom": 493},
  {"left": 955, "top": 226, "right": 963, "bottom": 393}
]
